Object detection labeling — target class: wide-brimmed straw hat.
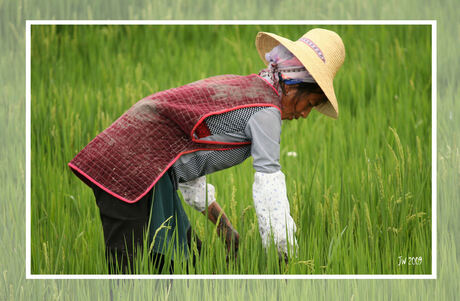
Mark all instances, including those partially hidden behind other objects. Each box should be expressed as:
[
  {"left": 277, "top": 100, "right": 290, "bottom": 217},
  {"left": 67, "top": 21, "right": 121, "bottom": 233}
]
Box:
[{"left": 256, "top": 28, "right": 345, "bottom": 119}]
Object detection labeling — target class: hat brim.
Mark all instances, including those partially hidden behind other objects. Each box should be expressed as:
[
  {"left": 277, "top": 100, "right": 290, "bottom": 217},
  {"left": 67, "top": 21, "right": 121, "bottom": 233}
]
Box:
[{"left": 256, "top": 32, "right": 339, "bottom": 119}]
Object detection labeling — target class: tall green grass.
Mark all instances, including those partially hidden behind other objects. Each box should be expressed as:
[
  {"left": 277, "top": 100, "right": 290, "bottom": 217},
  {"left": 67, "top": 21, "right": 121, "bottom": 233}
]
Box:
[{"left": 31, "top": 25, "right": 431, "bottom": 274}]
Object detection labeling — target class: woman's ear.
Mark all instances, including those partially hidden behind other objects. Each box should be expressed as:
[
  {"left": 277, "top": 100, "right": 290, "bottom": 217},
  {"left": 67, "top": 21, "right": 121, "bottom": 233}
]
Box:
[
  {"left": 286, "top": 84, "right": 299, "bottom": 96},
  {"left": 280, "top": 81, "right": 286, "bottom": 95},
  {"left": 281, "top": 82, "right": 295, "bottom": 96}
]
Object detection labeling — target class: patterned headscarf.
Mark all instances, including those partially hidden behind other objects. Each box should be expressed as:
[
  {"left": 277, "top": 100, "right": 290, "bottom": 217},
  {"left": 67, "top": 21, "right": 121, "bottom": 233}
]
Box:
[{"left": 259, "top": 44, "right": 316, "bottom": 93}]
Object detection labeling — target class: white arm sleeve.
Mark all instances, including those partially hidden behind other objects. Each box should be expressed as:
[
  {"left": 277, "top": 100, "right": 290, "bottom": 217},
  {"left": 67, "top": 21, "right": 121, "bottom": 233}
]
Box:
[
  {"left": 178, "top": 176, "right": 216, "bottom": 212},
  {"left": 253, "top": 170, "right": 298, "bottom": 256}
]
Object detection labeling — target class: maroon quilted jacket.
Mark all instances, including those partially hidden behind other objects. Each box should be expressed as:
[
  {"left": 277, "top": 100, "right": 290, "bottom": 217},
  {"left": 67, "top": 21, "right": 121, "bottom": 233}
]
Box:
[{"left": 68, "top": 74, "right": 281, "bottom": 203}]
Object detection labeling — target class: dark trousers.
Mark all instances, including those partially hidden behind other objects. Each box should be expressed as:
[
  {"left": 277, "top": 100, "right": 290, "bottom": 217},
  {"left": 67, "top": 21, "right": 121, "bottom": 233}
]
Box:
[{"left": 91, "top": 173, "right": 201, "bottom": 274}]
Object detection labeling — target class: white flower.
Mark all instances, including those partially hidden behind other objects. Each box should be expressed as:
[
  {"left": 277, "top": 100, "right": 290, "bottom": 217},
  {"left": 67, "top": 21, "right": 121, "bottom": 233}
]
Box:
[{"left": 287, "top": 151, "right": 298, "bottom": 157}]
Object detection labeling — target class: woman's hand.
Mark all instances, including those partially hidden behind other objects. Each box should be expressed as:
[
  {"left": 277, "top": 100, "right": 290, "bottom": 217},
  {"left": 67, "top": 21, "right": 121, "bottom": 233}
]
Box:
[
  {"left": 202, "top": 202, "right": 239, "bottom": 260},
  {"left": 221, "top": 220, "right": 239, "bottom": 260}
]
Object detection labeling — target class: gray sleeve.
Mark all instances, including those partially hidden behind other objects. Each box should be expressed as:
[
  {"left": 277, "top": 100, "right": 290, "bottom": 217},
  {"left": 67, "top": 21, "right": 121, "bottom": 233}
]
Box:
[{"left": 244, "top": 107, "right": 282, "bottom": 173}]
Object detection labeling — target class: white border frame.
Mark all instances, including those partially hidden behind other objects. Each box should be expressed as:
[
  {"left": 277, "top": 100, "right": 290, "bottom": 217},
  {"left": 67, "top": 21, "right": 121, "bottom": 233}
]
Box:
[{"left": 26, "top": 20, "right": 437, "bottom": 280}]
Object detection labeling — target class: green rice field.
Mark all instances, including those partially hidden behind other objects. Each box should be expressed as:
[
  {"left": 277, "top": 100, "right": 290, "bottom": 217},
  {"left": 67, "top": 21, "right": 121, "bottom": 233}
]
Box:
[{"left": 31, "top": 24, "right": 432, "bottom": 274}]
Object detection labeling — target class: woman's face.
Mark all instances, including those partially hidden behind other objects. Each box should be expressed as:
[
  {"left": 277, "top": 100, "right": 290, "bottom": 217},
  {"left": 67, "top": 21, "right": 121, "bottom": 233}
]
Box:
[{"left": 280, "top": 83, "right": 327, "bottom": 120}]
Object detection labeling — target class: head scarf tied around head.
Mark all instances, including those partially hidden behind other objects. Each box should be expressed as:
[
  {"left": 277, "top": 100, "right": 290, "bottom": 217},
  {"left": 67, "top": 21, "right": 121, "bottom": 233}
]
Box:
[{"left": 259, "top": 44, "right": 316, "bottom": 94}]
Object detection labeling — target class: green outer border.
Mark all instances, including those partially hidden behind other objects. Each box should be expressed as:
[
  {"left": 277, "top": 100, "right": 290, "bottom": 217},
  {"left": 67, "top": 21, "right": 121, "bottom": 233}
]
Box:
[{"left": 1, "top": 0, "right": 458, "bottom": 299}]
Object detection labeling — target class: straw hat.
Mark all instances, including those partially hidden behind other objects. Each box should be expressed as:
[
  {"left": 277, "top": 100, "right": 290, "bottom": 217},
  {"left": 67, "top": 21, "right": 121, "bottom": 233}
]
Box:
[{"left": 256, "top": 28, "right": 345, "bottom": 119}]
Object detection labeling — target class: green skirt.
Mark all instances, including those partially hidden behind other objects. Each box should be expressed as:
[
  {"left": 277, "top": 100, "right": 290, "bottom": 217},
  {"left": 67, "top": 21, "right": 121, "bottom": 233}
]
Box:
[{"left": 148, "top": 171, "right": 191, "bottom": 259}]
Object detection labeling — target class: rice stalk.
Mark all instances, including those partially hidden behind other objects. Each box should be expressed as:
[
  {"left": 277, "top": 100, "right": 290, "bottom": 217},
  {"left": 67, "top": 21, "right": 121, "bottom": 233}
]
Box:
[
  {"left": 364, "top": 202, "right": 374, "bottom": 246},
  {"left": 332, "top": 192, "right": 340, "bottom": 234},
  {"left": 148, "top": 215, "right": 173, "bottom": 254}
]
